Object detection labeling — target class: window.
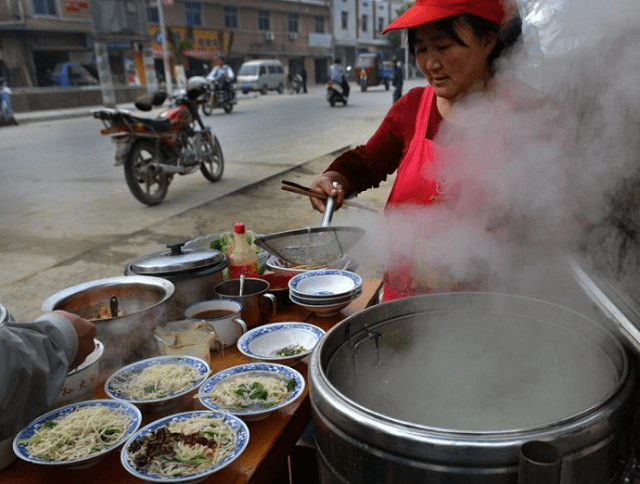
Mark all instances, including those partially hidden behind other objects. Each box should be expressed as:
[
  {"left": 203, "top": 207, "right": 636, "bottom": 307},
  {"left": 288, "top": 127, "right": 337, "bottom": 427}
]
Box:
[
  {"left": 268, "top": 65, "right": 276, "bottom": 74},
  {"left": 288, "top": 13, "right": 299, "bottom": 33},
  {"left": 258, "top": 10, "right": 270, "bottom": 31},
  {"left": 361, "top": 14, "right": 368, "bottom": 32},
  {"left": 224, "top": 6, "right": 238, "bottom": 29},
  {"left": 32, "top": 0, "right": 56, "bottom": 15},
  {"left": 378, "top": 17, "right": 384, "bottom": 33},
  {"left": 185, "top": 2, "right": 201, "bottom": 26},
  {"left": 341, "top": 11, "right": 348, "bottom": 30},
  {"left": 146, "top": 0, "right": 158, "bottom": 24},
  {"left": 315, "top": 16, "right": 325, "bottom": 33}
]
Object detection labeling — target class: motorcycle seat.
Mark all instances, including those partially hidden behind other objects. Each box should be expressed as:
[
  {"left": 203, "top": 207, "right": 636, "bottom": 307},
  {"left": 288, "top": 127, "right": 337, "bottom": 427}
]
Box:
[{"left": 130, "top": 115, "right": 172, "bottom": 131}]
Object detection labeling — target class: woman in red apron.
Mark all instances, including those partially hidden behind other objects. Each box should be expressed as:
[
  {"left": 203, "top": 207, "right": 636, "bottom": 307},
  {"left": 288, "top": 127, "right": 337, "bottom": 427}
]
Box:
[{"left": 309, "top": 0, "right": 524, "bottom": 301}]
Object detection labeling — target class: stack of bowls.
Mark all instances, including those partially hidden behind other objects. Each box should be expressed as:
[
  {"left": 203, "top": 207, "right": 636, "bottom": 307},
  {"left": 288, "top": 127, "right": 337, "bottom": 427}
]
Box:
[{"left": 288, "top": 269, "right": 363, "bottom": 317}]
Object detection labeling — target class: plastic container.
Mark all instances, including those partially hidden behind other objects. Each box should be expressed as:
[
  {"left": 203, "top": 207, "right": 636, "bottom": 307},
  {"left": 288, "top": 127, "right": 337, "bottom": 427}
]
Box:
[{"left": 228, "top": 223, "right": 258, "bottom": 279}]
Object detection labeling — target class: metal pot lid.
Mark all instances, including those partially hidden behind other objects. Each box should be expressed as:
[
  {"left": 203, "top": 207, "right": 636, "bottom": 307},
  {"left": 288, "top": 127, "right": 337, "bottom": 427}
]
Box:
[
  {"left": 569, "top": 256, "right": 640, "bottom": 355},
  {"left": 129, "top": 242, "right": 226, "bottom": 275}
]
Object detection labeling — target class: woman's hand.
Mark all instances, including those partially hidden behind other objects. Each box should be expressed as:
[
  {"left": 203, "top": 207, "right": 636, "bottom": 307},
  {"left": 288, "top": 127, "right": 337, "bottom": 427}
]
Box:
[
  {"left": 54, "top": 310, "right": 97, "bottom": 370},
  {"left": 309, "top": 172, "right": 349, "bottom": 214}
]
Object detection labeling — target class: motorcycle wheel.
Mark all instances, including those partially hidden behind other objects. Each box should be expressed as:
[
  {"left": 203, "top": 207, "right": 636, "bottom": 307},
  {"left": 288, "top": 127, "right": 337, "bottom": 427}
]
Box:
[
  {"left": 330, "top": 97, "right": 336, "bottom": 107},
  {"left": 124, "top": 140, "right": 170, "bottom": 206},
  {"left": 223, "top": 103, "right": 233, "bottom": 113},
  {"left": 202, "top": 101, "right": 214, "bottom": 116},
  {"left": 200, "top": 134, "right": 224, "bottom": 182}
]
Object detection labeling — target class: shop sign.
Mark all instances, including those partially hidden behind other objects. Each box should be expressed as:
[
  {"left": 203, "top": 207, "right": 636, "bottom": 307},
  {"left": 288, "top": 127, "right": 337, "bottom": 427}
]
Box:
[{"left": 64, "top": 0, "right": 88, "bottom": 12}]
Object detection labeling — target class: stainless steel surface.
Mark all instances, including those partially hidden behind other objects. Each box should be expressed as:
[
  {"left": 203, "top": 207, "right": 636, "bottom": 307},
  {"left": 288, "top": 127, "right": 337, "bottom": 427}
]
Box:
[
  {"left": 41, "top": 275, "right": 175, "bottom": 375},
  {"left": 309, "top": 292, "right": 636, "bottom": 484},
  {"left": 214, "top": 278, "right": 277, "bottom": 329},
  {"left": 125, "top": 242, "right": 228, "bottom": 321},
  {"left": 518, "top": 441, "right": 562, "bottom": 484}
]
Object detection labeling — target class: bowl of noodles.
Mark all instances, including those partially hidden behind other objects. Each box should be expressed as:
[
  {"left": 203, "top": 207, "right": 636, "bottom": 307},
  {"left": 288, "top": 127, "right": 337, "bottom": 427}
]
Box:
[
  {"left": 121, "top": 410, "right": 249, "bottom": 483},
  {"left": 104, "top": 355, "right": 211, "bottom": 410},
  {"left": 12, "top": 399, "right": 141, "bottom": 469},
  {"left": 196, "top": 363, "right": 305, "bottom": 421}
]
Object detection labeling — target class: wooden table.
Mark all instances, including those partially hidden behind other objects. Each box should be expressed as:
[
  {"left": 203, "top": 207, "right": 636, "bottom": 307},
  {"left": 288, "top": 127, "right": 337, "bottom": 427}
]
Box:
[{"left": 0, "top": 279, "right": 382, "bottom": 484}]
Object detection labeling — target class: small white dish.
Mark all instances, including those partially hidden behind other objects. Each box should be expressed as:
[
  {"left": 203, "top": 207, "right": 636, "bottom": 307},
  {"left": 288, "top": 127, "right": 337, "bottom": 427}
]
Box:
[
  {"left": 289, "top": 294, "right": 355, "bottom": 317},
  {"left": 237, "top": 322, "right": 325, "bottom": 365},
  {"left": 13, "top": 399, "right": 141, "bottom": 469},
  {"left": 121, "top": 410, "right": 249, "bottom": 483},
  {"left": 197, "top": 363, "right": 305, "bottom": 421},
  {"left": 290, "top": 289, "right": 363, "bottom": 306},
  {"left": 105, "top": 355, "right": 210, "bottom": 408},
  {"left": 288, "top": 269, "right": 362, "bottom": 298}
]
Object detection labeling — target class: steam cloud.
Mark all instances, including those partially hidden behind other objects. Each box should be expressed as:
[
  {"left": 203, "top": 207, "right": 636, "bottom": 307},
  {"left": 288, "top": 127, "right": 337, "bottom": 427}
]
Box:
[{"left": 337, "top": 0, "right": 640, "bottom": 301}]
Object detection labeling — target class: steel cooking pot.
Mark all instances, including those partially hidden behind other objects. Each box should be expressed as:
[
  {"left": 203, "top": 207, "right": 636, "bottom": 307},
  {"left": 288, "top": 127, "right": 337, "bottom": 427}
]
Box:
[
  {"left": 125, "top": 241, "right": 228, "bottom": 321},
  {"left": 42, "top": 275, "right": 174, "bottom": 375},
  {"left": 309, "top": 292, "right": 637, "bottom": 484}
]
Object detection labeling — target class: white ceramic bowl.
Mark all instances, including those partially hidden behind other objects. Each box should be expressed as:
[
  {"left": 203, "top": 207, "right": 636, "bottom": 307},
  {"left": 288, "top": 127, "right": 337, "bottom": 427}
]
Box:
[
  {"left": 51, "top": 339, "right": 104, "bottom": 408},
  {"left": 289, "top": 288, "right": 363, "bottom": 306},
  {"left": 237, "top": 322, "right": 325, "bottom": 365},
  {"left": 266, "top": 255, "right": 358, "bottom": 275},
  {"left": 289, "top": 293, "right": 361, "bottom": 317},
  {"left": 197, "top": 363, "right": 305, "bottom": 421},
  {"left": 104, "top": 355, "right": 210, "bottom": 409},
  {"left": 13, "top": 399, "right": 141, "bottom": 469},
  {"left": 121, "top": 410, "right": 249, "bottom": 483},
  {"left": 288, "top": 269, "right": 362, "bottom": 298}
]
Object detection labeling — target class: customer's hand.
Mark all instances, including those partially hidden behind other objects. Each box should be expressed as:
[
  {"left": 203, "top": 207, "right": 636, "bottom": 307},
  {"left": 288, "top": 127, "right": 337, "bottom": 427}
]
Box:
[
  {"left": 54, "top": 310, "right": 96, "bottom": 370},
  {"left": 309, "top": 172, "right": 349, "bottom": 214}
]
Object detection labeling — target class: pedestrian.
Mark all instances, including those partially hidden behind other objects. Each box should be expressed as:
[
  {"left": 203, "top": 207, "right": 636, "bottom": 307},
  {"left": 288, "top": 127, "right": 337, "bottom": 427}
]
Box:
[
  {"left": 391, "top": 56, "right": 403, "bottom": 103},
  {"left": 0, "top": 308, "right": 96, "bottom": 469},
  {"left": 307, "top": 0, "right": 567, "bottom": 301},
  {"left": 299, "top": 67, "right": 307, "bottom": 93}
]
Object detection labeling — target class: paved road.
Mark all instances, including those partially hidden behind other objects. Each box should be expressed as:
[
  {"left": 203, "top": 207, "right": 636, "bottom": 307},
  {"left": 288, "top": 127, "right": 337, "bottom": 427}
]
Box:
[{"left": 0, "top": 81, "right": 421, "bottom": 319}]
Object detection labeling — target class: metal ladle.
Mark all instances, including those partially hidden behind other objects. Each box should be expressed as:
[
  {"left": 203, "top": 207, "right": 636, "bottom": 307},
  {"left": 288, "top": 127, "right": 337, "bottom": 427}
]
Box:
[{"left": 239, "top": 274, "right": 245, "bottom": 296}]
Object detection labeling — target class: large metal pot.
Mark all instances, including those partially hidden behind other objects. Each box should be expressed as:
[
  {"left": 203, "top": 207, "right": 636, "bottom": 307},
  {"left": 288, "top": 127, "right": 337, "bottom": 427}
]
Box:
[
  {"left": 0, "top": 303, "right": 13, "bottom": 325},
  {"left": 42, "top": 275, "right": 174, "bottom": 375},
  {"left": 125, "top": 242, "right": 228, "bottom": 321},
  {"left": 309, "top": 292, "right": 637, "bottom": 484}
]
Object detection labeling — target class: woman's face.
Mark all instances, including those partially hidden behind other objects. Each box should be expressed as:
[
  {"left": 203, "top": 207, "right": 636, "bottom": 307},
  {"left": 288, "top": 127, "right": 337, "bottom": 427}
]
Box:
[{"left": 414, "top": 19, "right": 496, "bottom": 101}]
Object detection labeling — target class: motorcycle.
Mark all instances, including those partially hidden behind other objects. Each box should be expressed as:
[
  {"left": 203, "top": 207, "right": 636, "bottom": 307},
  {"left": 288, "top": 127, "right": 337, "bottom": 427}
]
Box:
[
  {"left": 288, "top": 73, "right": 303, "bottom": 94},
  {"left": 195, "top": 75, "right": 237, "bottom": 115},
  {"left": 327, "top": 80, "right": 348, "bottom": 107},
  {"left": 92, "top": 80, "right": 224, "bottom": 206}
]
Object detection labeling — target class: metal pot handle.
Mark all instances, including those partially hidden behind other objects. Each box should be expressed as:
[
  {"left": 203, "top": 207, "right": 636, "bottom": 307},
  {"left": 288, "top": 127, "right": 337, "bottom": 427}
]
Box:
[
  {"left": 518, "top": 441, "right": 562, "bottom": 484},
  {"left": 264, "top": 293, "right": 277, "bottom": 322}
]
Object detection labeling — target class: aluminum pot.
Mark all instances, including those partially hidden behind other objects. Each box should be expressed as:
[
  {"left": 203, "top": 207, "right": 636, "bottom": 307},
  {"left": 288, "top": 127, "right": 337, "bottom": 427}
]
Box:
[
  {"left": 42, "top": 275, "right": 174, "bottom": 375},
  {"left": 124, "top": 242, "right": 228, "bottom": 321},
  {"left": 309, "top": 292, "right": 637, "bottom": 484},
  {"left": 0, "top": 303, "right": 13, "bottom": 325}
]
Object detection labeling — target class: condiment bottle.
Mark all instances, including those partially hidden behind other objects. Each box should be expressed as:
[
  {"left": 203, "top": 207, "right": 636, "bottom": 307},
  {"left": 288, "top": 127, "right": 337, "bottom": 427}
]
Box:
[{"left": 228, "top": 222, "right": 258, "bottom": 279}]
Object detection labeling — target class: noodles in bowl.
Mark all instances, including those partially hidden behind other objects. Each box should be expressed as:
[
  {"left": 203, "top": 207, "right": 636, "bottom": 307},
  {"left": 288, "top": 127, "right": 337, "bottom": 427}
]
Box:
[
  {"left": 13, "top": 399, "right": 141, "bottom": 469},
  {"left": 196, "top": 363, "right": 305, "bottom": 420},
  {"left": 121, "top": 411, "right": 249, "bottom": 483},
  {"left": 105, "top": 356, "right": 210, "bottom": 408}
]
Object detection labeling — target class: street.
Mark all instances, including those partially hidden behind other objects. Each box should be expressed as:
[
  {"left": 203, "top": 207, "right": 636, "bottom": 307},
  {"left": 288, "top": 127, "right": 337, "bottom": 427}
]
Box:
[{"left": 0, "top": 80, "right": 418, "bottom": 319}]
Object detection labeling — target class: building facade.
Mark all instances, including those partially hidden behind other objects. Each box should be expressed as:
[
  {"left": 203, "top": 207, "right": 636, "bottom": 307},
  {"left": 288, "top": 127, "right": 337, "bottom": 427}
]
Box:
[{"left": 0, "top": 0, "right": 402, "bottom": 89}]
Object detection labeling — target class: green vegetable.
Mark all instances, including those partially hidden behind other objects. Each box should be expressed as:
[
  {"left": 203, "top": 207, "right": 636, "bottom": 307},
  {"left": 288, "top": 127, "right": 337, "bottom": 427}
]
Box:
[
  {"left": 41, "top": 421, "right": 57, "bottom": 429},
  {"left": 286, "top": 379, "right": 296, "bottom": 391},
  {"left": 144, "top": 384, "right": 156, "bottom": 394}
]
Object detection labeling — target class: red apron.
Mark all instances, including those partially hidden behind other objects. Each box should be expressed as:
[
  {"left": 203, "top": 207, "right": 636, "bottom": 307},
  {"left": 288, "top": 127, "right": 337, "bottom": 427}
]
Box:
[{"left": 382, "top": 86, "right": 480, "bottom": 301}]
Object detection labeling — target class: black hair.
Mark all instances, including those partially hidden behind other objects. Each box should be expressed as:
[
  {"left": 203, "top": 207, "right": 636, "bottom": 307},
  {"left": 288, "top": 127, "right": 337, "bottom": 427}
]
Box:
[
  {"left": 334, "top": 58, "right": 342, "bottom": 64},
  {"left": 407, "top": 13, "right": 522, "bottom": 72}
]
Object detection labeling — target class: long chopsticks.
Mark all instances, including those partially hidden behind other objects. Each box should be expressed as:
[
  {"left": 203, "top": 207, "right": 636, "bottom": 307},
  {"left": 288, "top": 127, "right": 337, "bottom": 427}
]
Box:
[{"left": 281, "top": 180, "right": 378, "bottom": 213}]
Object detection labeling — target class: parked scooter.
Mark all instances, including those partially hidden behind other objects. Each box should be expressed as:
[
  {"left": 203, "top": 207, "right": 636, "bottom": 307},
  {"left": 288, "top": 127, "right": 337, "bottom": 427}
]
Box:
[
  {"left": 92, "top": 79, "right": 224, "bottom": 206},
  {"left": 193, "top": 75, "right": 237, "bottom": 115},
  {"left": 326, "top": 80, "right": 348, "bottom": 107}
]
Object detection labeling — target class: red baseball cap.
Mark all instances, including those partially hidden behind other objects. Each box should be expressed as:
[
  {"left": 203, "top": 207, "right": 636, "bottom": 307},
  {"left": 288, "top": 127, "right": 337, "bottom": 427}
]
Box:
[{"left": 382, "top": 0, "right": 507, "bottom": 34}]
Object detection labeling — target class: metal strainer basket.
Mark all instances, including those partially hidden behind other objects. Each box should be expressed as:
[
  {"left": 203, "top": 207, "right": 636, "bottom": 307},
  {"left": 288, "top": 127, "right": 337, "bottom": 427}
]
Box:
[{"left": 254, "top": 191, "right": 365, "bottom": 267}]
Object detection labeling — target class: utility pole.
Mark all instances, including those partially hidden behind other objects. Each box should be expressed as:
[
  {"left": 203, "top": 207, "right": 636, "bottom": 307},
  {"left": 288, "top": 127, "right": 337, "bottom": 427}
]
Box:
[{"left": 157, "top": 1, "right": 173, "bottom": 95}]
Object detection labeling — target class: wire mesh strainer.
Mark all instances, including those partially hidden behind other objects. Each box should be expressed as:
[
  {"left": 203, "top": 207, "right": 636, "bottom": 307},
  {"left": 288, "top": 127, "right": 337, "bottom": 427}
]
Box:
[{"left": 254, "top": 188, "right": 365, "bottom": 267}]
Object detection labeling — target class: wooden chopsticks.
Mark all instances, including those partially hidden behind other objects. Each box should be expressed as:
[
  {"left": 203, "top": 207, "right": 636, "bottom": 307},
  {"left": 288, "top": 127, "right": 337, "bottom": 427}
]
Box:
[{"left": 281, "top": 180, "right": 378, "bottom": 213}]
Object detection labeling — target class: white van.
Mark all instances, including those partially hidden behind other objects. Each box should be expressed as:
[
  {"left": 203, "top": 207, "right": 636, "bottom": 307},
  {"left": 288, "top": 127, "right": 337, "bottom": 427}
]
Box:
[{"left": 237, "top": 59, "right": 285, "bottom": 95}]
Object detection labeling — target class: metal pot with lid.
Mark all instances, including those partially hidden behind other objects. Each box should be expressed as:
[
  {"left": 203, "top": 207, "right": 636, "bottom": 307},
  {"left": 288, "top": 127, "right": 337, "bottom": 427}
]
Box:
[
  {"left": 309, "top": 292, "right": 637, "bottom": 484},
  {"left": 125, "top": 241, "right": 228, "bottom": 321}
]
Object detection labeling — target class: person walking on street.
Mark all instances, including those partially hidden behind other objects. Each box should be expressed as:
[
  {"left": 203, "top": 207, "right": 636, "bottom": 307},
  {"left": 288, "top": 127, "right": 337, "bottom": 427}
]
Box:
[
  {"left": 392, "top": 57, "right": 404, "bottom": 103},
  {"left": 299, "top": 67, "right": 308, "bottom": 93}
]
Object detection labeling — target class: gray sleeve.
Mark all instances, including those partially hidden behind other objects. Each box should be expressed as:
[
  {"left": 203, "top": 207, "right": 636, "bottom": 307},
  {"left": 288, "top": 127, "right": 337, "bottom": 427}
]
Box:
[{"left": 0, "top": 313, "right": 77, "bottom": 440}]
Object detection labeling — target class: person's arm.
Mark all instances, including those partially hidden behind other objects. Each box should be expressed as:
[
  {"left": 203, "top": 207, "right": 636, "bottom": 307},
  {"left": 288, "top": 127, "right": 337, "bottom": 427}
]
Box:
[
  {"left": 0, "top": 311, "right": 96, "bottom": 440},
  {"left": 309, "top": 87, "right": 424, "bottom": 213}
]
